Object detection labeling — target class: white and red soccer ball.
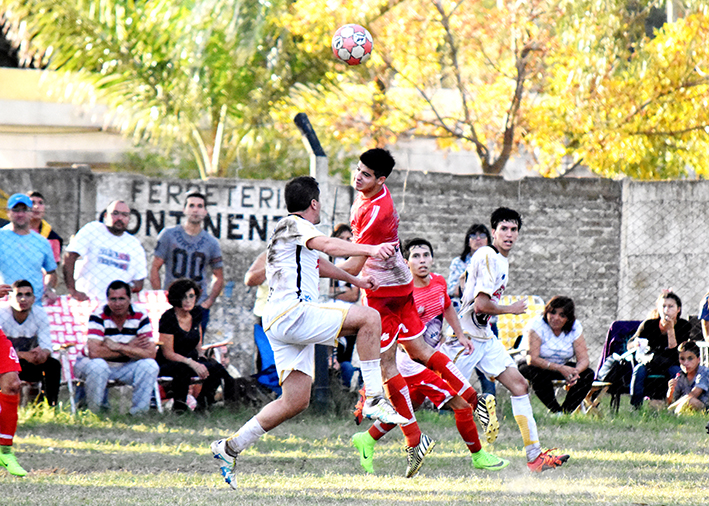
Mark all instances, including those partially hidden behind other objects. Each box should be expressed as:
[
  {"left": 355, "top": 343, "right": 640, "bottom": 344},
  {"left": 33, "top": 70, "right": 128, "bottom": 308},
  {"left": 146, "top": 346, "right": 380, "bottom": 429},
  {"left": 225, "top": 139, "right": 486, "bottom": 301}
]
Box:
[{"left": 331, "top": 24, "right": 373, "bottom": 66}]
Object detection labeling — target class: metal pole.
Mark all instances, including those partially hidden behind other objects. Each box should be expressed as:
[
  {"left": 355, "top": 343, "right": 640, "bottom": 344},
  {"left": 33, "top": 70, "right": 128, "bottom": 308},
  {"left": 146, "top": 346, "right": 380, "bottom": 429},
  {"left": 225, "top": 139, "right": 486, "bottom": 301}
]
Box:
[{"left": 293, "top": 112, "right": 331, "bottom": 413}]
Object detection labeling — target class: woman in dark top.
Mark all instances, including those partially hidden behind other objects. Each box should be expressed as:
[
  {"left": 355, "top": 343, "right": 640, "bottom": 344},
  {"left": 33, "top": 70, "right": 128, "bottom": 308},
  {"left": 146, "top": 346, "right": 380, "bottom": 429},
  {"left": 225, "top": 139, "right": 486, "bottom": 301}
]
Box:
[
  {"left": 158, "top": 278, "right": 235, "bottom": 412},
  {"left": 627, "top": 290, "right": 692, "bottom": 408}
]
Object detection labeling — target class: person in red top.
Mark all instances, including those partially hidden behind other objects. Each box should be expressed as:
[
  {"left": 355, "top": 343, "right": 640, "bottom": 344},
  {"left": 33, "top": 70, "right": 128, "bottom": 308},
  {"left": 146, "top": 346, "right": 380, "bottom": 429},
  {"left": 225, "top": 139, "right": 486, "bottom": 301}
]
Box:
[
  {"left": 0, "top": 297, "right": 27, "bottom": 477},
  {"left": 342, "top": 148, "right": 490, "bottom": 478},
  {"left": 352, "top": 238, "right": 508, "bottom": 474}
]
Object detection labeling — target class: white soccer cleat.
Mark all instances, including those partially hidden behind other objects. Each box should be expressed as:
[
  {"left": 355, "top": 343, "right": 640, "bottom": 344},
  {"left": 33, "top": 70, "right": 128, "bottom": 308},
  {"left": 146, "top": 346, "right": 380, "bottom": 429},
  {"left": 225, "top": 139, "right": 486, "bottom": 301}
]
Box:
[
  {"left": 211, "top": 439, "right": 238, "bottom": 490},
  {"left": 362, "top": 395, "right": 409, "bottom": 425}
]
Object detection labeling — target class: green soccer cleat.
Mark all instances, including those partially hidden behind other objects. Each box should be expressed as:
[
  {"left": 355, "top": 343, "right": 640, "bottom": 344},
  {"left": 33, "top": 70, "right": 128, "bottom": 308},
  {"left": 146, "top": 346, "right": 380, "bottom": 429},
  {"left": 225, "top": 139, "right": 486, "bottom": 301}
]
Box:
[
  {"left": 0, "top": 447, "right": 27, "bottom": 477},
  {"left": 471, "top": 448, "right": 509, "bottom": 471},
  {"left": 352, "top": 431, "right": 376, "bottom": 474}
]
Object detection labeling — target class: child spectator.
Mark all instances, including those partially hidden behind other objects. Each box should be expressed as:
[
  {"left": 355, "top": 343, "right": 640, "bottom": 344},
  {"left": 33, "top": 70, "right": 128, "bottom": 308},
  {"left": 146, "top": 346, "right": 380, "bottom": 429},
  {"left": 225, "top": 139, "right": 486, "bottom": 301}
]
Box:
[{"left": 666, "top": 341, "right": 708, "bottom": 414}]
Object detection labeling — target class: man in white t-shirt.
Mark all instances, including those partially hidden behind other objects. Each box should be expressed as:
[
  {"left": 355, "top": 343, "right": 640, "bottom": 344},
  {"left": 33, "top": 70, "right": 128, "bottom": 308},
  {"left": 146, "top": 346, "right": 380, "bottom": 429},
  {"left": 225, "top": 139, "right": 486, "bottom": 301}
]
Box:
[
  {"left": 210, "top": 176, "right": 406, "bottom": 490},
  {"left": 440, "top": 207, "right": 570, "bottom": 473},
  {"left": 63, "top": 200, "right": 147, "bottom": 301}
]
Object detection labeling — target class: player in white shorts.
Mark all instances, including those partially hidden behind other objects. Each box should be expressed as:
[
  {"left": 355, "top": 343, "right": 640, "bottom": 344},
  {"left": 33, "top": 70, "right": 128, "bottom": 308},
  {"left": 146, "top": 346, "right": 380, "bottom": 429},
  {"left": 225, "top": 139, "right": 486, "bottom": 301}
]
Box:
[
  {"left": 440, "top": 207, "right": 570, "bottom": 473},
  {"left": 211, "top": 176, "right": 406, "bottom": 490}
]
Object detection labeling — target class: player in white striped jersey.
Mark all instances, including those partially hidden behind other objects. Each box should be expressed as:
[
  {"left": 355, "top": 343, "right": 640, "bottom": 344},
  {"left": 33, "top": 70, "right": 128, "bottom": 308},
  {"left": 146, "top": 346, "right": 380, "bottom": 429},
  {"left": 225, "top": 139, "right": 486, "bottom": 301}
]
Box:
[
  {"left": 441, "top": 207, "right": 569, "bottom": 472},
  {"left": 211, "top": 176, "right": 406, "bottom": 489}
]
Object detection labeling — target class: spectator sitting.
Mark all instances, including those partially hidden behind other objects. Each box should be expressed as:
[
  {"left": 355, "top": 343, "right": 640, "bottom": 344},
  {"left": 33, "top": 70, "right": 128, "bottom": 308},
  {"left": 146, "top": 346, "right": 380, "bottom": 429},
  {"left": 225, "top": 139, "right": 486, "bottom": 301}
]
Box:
[
  {"left": 73, "top": 280, "right": 159, "bottom": 415},
  {"left": 26, "top": 191, "right": 64, "bottom": 264},
  {"left": 157, "top": 278, "right": 235, "bottom": 413},
  {"left": 0, "top": 193, "right": 58, "bottom": 305},
  {"left": 150, "top": 192, "right": 224, "bottom": 332},
  {"left": 0, "top": 280, "right": 61, "bottom": 406},
  {"left": 518, "top": 296, "right": 594, "bottom": 414},
  {"left": 63, "top": 200, "right": 147, "bottom": 302},
  {"left": 446, "top": 223, "right": 496, "bottom": 396},
  {"left": 666, "top": 340, "right": 708, "bottom": 414},
  {"left": 627, "top": 290, "right": 691, "bottom": 409}
]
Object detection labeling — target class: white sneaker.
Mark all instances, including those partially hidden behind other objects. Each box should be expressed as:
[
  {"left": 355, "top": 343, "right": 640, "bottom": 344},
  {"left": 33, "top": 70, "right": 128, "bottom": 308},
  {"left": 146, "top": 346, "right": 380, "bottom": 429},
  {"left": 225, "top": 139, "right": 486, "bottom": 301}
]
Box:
[
  {"left": 362, "top": 395, "right": 409, "bottom": 425},
  {"left": 211, "top": 439, "right": 238, "bottom": 490}
]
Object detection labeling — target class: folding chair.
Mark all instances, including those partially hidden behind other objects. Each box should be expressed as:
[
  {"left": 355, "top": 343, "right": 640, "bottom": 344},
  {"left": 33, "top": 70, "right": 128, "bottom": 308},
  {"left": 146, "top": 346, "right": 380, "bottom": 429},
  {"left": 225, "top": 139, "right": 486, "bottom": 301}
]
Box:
[
  {"left": 595, "top": 320, "right": 641, "bottom": 412},
  {"left": 497, "top": 295, "right": 545, "bottom": 354},
  {"left": 253, "top": 323, "right": 281, "bottom": 396}
]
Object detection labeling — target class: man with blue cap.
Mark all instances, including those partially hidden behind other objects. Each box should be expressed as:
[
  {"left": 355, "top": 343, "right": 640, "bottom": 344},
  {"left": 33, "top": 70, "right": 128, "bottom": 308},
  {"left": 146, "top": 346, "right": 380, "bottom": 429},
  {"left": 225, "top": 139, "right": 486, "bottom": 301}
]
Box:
[{"left": 0, "top": 194, "right": 57, "bottom": 305}]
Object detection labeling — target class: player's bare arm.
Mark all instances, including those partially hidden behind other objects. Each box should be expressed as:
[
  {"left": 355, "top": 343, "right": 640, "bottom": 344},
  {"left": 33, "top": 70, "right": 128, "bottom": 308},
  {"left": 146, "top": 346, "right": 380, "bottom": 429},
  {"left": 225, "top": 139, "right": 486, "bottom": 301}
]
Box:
[
  {"left": 318, "top": 257, "right": 379, "bottom": 292},
  {"left": 473, "top": 292, "right": 527, "bottom": 316},
  {"left": 307, "top": 235, "right": 395, "bottom": 260}
]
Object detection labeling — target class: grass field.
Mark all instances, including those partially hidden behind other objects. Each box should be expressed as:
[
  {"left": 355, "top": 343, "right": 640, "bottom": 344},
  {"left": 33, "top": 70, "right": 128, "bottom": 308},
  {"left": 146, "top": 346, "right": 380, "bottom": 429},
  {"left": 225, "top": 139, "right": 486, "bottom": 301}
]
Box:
[{"left": 2, "top": 393, "right": 708, "bottom": 506}]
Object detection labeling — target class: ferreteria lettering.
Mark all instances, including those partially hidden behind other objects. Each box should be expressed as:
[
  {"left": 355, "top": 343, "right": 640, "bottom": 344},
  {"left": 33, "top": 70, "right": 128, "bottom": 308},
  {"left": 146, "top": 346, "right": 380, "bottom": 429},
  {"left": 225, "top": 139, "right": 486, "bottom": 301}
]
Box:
[{"left": 129, "top": 180, "right": 286, "bottom": 210}]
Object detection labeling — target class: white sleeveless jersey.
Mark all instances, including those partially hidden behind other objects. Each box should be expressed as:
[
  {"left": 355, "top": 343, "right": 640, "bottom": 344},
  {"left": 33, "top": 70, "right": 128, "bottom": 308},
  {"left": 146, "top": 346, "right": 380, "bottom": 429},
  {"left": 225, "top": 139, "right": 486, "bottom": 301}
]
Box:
[
  {"left": 264, "top": 215, "right": 324, "bottom": 326},
  {"left": 456, "top": 245, "right": 508, "bottom": 340}
]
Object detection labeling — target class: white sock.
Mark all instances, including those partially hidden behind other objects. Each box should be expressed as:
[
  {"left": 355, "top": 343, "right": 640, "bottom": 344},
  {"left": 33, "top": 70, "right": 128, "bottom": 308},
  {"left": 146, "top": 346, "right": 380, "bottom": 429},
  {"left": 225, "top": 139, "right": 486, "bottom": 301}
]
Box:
[
  {"left": 359, "top": 359, "right": 384, "bottom": 397},
  {"left": 510, "top": 394, "right": 541, "bottom": 462},
  {"left": 226, "top": 416, "right": 266, "bottom": 455}
]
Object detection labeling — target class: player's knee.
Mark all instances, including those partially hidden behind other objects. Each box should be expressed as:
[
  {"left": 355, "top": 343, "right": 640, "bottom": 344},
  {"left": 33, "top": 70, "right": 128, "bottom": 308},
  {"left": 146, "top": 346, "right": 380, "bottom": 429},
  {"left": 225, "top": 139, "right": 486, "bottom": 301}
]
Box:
[{"left": 0, "top": 372, "right": 22, "bottom": 395}]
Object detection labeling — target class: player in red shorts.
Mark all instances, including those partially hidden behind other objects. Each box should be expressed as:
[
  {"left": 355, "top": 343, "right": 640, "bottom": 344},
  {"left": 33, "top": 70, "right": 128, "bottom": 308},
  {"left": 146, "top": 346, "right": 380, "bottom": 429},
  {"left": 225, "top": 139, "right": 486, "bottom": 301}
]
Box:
[
  {"left": 352, "top": 238, "right": 508, "bottom": 474},
  {"left": 340, "top": 148, "right": 490, "bottom": 478},
  {"left": 0, "top": 321, "right": 27, "bottom": 476}
]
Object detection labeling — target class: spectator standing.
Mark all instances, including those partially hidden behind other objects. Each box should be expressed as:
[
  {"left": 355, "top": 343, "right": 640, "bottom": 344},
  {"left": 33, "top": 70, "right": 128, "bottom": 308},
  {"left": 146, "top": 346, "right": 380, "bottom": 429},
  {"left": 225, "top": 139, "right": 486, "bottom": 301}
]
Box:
[
  {"left": 328, "top": 224, "right": 361, "bottom": 389},
  {"left": 0, "top": 193, "right": 57, "bottom": 305},
  {"left": 698, "top": 291, "right": 709, "bottom": 340},
  {"left": 64, "top": 200, "right": 147, "bottom": 302},
  {"left": 73, "top": 280, "right": 159, "bottom": 415},
  {"left": 446, "top": 223, "right": 496, "bottom": 396},
  {"left": 150, "top": 192, "right": 224, "bottom": 331},
  {"left": 0, "top": 280, "right": 61, "bottom": 406},
  {"left": 26, "top": 191, "right": 64, "bottom": 264}
]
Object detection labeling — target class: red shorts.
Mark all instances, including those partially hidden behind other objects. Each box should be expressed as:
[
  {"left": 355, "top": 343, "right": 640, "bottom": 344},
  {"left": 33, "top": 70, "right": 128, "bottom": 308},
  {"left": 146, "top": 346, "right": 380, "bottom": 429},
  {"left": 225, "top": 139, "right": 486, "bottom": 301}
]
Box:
[
  {"left": 364, "top": 293, "right": 425, "bottom": 352},
  {"left": 0, "top": 335, "right": 21, "bottom": 375},
  {"left": 404, "top": 367, "right": 455, "bottom": 409}
]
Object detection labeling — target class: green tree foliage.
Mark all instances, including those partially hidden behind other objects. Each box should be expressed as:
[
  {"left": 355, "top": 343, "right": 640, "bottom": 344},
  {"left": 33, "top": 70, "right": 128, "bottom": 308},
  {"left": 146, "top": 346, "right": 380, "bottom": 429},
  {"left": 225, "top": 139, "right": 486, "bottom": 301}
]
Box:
[{"left": 0, "top": 0, "right": 333, "bottom": 179}]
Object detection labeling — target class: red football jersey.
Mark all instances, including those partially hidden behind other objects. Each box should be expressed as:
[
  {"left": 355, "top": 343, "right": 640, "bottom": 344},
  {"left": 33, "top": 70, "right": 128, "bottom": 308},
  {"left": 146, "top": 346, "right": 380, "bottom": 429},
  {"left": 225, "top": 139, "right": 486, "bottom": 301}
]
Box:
[
  {"left": 413, "top": 273, "right": 451, "bottom": 325},
  {"left": 350, "top": 185, "right": 412, "bottom": 298}
]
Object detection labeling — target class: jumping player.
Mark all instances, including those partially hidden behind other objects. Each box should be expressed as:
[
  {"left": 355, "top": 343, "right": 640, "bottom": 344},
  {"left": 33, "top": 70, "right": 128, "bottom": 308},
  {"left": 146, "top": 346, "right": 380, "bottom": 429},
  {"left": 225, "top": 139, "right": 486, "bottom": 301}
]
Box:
[
  {"left": 352, "top": 238, "right": 508, "bottom": 473},
  {"left": 211, "top": 176, "right": 406, "bottom": 489},
  {"left": 340, "top": 148, "right": 494, "bottom": 478},
  {"left": 440, "top": 207, "right": 570, "bottom": 472}
]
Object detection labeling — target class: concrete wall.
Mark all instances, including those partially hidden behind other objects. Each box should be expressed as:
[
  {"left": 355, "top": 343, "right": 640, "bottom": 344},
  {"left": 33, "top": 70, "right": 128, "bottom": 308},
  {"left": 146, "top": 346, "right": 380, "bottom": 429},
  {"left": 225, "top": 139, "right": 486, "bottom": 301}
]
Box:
[{"left": 2, "top": 167, "right": 707, "bottom": 374}]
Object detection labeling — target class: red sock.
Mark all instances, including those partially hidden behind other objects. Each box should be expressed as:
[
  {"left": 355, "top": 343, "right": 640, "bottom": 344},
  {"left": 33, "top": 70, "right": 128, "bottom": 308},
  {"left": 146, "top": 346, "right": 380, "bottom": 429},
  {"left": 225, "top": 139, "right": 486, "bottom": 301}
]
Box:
[
  {"left": 0, "top": 392, "right": 19, "bottom": 447},
  {"left": 384, "top": 374, "right": 421, "bottom": 447},
  {"left": 368, "top": 420, "right": 394, "bottom": 441},
  {"left": 454, "top": 408, "right": 482, "bottom": 453},
  {"left": 427, "top": 351, "right": 478, "bottom": 409}
]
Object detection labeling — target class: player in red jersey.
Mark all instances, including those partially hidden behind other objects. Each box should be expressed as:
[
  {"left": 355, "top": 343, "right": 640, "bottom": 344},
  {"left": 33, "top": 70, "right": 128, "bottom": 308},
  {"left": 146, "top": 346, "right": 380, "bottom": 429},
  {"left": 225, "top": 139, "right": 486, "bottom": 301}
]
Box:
[
  {"left": 340, "top": 148, "right": 489, "bottom": 478},
  {"left": 0, "top": 321, "right": 26, "bottom": 477},
  {"left": 352, "top": 238, "right": 508, "bottom": 474}
]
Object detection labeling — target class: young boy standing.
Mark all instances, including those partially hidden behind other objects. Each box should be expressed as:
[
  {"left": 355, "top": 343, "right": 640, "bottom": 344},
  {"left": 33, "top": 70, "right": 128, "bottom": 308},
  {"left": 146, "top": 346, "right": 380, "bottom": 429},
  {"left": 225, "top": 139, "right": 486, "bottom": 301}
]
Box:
[{"left": 440, "top": 207, "right": 570, "bottom": 472}]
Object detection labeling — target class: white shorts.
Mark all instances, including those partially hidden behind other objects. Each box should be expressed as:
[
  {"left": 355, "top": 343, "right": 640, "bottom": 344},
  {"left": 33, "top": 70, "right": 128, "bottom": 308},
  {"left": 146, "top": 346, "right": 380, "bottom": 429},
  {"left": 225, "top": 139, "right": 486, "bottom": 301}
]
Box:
[
  {"left": 439, "top": 337, "right": 515, "bottom": 382},
  {"left": 265, "top": 301, "right": 349, "bottom": 384}
]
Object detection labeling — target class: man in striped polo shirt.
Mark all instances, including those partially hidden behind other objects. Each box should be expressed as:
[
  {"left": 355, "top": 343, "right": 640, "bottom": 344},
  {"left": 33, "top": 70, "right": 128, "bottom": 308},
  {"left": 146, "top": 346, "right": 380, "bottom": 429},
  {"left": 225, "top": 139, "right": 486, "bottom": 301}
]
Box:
[{"left": 74, "top": 280, "right": 159, "bottom": 415}]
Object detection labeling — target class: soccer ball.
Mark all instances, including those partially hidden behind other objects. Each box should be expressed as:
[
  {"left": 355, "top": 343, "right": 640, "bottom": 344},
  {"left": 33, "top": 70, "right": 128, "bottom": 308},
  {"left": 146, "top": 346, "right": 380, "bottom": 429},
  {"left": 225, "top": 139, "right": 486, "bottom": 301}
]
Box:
[{"left": 331, "top": 24, "right": 373, "bottom": 66}]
